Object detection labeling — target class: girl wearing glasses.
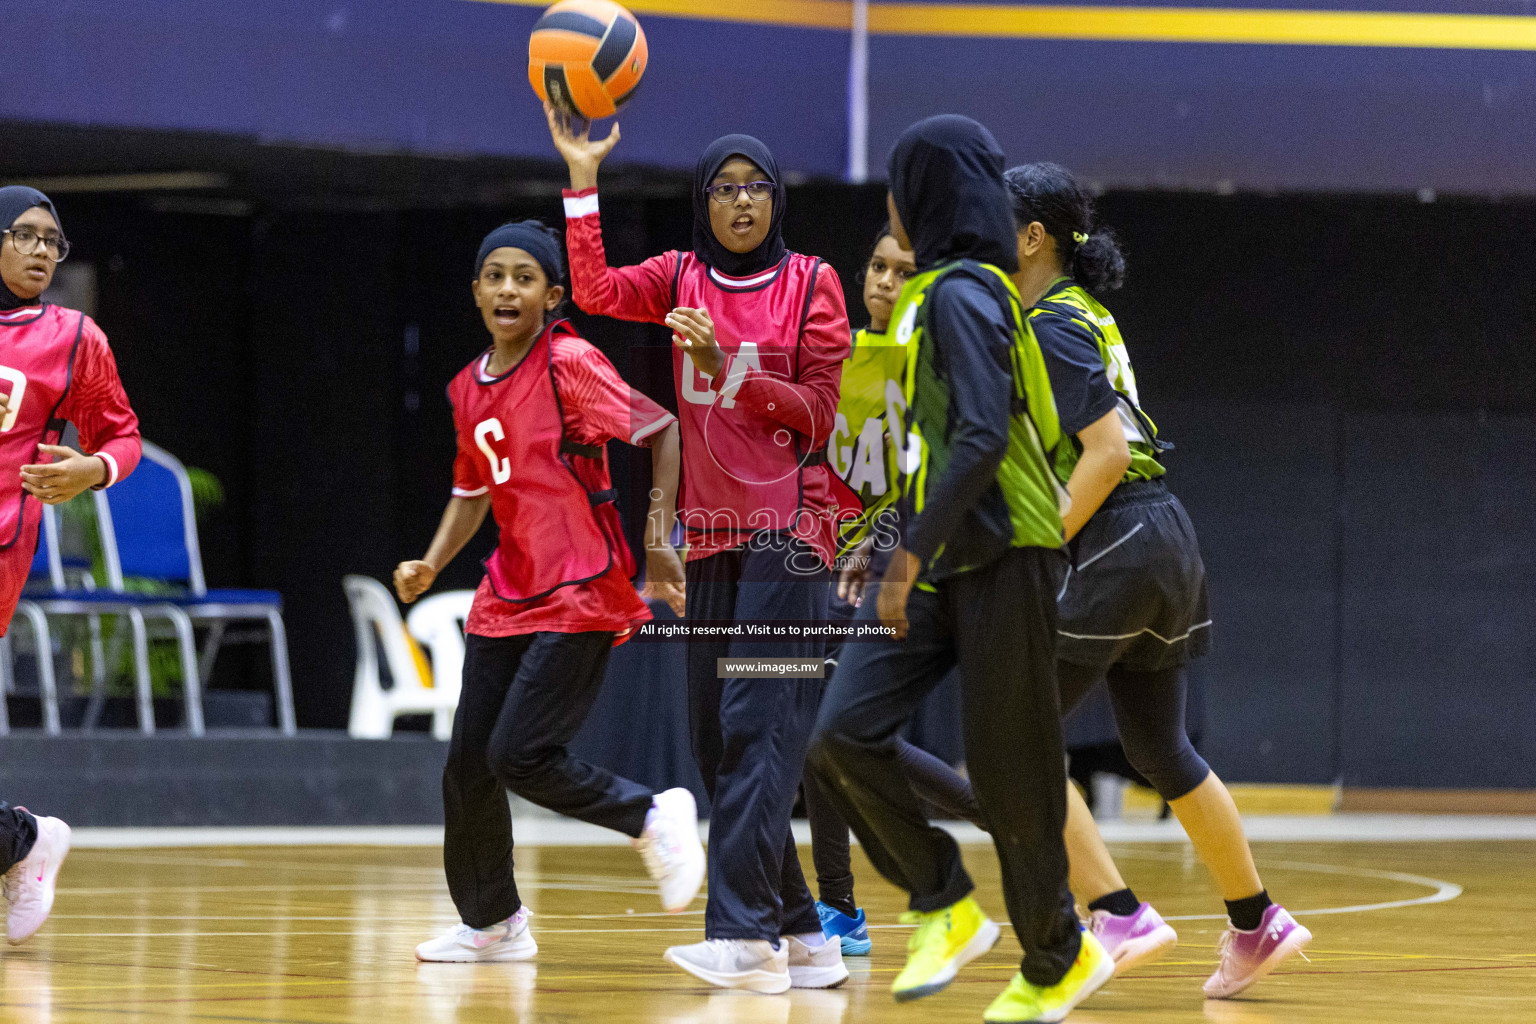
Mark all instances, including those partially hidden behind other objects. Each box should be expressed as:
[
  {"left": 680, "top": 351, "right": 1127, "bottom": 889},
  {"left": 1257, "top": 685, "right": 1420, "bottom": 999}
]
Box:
[
  {"left": 0, "top": 185, "right": 144, "bottom": 946},
  {"left": 548, "top": 109, "right": 850, "bottom": 994}
]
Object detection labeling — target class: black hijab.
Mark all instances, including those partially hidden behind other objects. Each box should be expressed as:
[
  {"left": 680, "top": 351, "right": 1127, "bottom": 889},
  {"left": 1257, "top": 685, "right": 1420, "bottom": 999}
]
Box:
[
  {"left": 691, "top": 134, "right": 786, "bottom": 277},
  {"left": 0, "top": 186, "right": 61, "bottom": 311},
  {"left": 886, "top": 115, "right": 1017, "bottom": 273}
]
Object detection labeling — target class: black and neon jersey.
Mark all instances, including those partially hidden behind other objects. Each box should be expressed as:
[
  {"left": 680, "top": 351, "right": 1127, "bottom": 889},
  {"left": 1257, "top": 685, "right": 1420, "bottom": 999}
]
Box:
[
  {"left": 894, "top": 259, "right": 1069, "bottom": 577},
  {"left": 1029, "top": 279, "right": 1167, "bottom": 485}
]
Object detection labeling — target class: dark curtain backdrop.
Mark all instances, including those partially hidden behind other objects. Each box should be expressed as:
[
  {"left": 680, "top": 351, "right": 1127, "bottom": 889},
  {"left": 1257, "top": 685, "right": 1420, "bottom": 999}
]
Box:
[{"left": 46, "top": 181, "right": 1536, "bottom": 788}]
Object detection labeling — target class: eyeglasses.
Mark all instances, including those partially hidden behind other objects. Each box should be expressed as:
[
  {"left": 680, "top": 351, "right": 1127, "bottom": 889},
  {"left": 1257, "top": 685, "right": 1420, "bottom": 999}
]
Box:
[
  {"left": 704, "top": 181, "right": 774, "bottom": 204},
  {"left": 3, "top": 227, "right": 70, "bottom": 263}
]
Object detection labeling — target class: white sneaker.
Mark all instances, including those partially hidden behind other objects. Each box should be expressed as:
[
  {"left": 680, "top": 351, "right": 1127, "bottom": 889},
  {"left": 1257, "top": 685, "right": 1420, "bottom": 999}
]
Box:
[
  {"left": 634, "top": 788, "right": 706, "bottom": 913},
  {"left": 4, "top": 814, "right": 70, "bottom": 945},
  {"left": 784, "top": 932, "right": 848, "bottom": 989},
  {"left": 414, "top": 908, "right": 537, "bottom": 962},
  {"left": 664, "top": 938, "right": 790, "bottom": 993}
]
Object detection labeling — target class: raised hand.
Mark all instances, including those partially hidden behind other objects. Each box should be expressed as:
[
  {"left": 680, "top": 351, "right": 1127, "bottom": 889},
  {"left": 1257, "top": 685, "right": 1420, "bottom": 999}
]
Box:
[{"left": 545, "top": 102, "right": 620, "bottom": 191}]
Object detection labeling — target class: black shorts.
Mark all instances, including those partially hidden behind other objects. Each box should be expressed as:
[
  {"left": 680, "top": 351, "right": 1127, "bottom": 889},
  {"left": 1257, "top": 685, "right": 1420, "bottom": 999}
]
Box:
[{"left": 1057, "top": 479, "right": 1212, "bottom": 673}]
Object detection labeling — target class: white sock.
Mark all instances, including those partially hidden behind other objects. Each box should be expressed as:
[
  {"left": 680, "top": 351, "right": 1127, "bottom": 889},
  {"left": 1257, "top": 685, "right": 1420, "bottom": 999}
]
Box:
[{"left": 792, "top": 930, "right": 829, "bottom": 949}]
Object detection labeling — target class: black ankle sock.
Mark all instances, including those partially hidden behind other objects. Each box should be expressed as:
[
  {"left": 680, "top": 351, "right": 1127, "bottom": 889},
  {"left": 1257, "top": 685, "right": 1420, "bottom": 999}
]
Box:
[
  {"left": 820, "top": 894, "right": 857, "bottom": 919},
  {"left": 1087, "top": 888, "right": 1141, "bottom": 918},
  {"left": 1225, "top": 890, "right": 1273, "bottom": 931}
]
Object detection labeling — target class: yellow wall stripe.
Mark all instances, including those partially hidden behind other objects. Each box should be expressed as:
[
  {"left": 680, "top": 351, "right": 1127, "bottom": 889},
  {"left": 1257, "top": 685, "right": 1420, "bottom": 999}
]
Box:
[
  {"left": 469, "top": 0, "right": 1536, "bottom": 51},
  {"left": 869, "top": 4, "right": 1536, "bottom": 49}
]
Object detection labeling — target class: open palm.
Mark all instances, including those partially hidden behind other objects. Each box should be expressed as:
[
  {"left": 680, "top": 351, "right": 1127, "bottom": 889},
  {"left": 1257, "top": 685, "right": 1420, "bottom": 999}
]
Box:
[{"left": 545, "top": 103, "right": 620, "bottom": 184}]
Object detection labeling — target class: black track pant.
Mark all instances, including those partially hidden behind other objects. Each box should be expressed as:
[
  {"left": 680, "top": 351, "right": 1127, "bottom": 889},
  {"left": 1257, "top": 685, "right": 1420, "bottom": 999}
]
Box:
[
  {"left": 443, "top": 630, "right": 655, "bottom": 929},
  {"left": 808, "top": 547, "right": 1082, "bottom": 986},
  {"left": 802, "top": 710, "right": 986, "bottom": 914},
  {"left": 685, "top": 534, "right": 826, "bottom": 942},
  {"left": 0, "top": 802, "right": 36, "bottom": 872}
]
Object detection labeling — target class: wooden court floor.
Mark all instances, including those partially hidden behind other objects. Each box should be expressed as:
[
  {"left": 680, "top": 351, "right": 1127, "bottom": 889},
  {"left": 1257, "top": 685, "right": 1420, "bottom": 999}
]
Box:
[{"left": 2, "top": 839, "right": 1533, "bottom": 1024}]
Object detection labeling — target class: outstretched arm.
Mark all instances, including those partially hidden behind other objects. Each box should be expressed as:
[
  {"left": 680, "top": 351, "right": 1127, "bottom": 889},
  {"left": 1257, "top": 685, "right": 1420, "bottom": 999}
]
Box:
[
  {"left": 548, "top": 104, "right": 676, "bottom": 323},
  {"left": 640, "top": 423, "right": 685, "bottom": 616},
  {"left": 395, "top": 496, "right": 490, "bottom": 603}
]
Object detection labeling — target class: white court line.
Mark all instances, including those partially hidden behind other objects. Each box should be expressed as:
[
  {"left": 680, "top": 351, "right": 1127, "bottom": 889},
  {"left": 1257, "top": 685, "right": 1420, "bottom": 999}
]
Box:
[
  {"left": 40, "top": 928, "right": 707, "bottom": 938},
  {"left": 49, "top": 826, "right": 1472, "bottom": 940},
  {"left": 861, "top": 848, "right": 1462, "bottom": 929},
  {"left": 70, "top": 814, "right": 1536, "bottom": 849},
  {"left": 1095, "top": 848, "right": 1463, "bottom": 921}
]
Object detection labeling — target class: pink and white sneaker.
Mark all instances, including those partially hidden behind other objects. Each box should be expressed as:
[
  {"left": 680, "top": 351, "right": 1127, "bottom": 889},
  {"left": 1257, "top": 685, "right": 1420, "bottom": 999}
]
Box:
[
  {"left": 1203, "top": 905, "right": 1312, "bottom": 998},
  {"left": 415, "top": 907, "right": 537, "bottom": 962},
  {"left": 633, "top": 788, "right": 706, "bottom": 913},
  {"left": 1089, "top": 902, "right": 1178, "bottom": 975},
  {"left": 4, "top": 814, "right": 71, "bottom": 945}
]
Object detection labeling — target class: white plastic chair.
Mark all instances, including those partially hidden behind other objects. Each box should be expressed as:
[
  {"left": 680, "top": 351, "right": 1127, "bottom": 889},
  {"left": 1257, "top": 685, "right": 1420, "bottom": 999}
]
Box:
[
  {"left": 343, "top": 575, "right": 464, "bottom": 740},
  {"left": 405, "top": 589, "right": 471, "bottom": 740}
]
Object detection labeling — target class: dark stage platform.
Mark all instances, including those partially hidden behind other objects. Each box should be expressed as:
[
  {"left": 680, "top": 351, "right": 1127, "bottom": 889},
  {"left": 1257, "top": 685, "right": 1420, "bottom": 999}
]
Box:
[{"left": 0, "top": 732, "right": 449, "bottom": 826}]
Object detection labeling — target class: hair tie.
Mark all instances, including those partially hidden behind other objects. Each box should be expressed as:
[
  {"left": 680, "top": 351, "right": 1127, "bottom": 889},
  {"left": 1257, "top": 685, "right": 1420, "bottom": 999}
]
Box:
[{"left": 1072, "top": 231, "right": 1090, "bottom": 245}]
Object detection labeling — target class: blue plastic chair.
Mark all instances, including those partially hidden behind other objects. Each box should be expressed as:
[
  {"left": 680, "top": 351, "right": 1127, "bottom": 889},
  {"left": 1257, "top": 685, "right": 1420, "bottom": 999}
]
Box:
[
  {"left": 95, "top": 442, "right": 296, "bottom": 734},
  {"left": 18, "top": 500, "right": 200, "bottom": 735}
]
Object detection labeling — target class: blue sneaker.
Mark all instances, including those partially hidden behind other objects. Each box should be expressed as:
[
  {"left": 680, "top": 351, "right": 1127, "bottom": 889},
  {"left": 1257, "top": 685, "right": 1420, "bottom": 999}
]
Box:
[{"left": 816, "top": 900, "right": 872, "bottom": 956}]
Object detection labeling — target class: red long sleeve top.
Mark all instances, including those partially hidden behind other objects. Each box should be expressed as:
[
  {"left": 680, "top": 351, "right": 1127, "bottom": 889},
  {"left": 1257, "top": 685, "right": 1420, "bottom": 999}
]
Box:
[{"left": 563, "top": 187, "right": 850, "bottom": 567}]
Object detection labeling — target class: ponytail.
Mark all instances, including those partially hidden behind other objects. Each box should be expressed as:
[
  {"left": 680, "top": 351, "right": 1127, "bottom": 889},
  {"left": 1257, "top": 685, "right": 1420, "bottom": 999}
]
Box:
[
  {"left": 1003, "top": 162, "right": 1126, "bottom": 292},
  {"left": 1072, "top": 227, "right": 1125, "bottom": 292}
]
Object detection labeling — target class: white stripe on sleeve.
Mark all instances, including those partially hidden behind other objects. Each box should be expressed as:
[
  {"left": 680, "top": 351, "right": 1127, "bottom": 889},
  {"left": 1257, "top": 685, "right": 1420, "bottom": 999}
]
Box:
[
  {"left": 97, "top": 451, "right": 120, "bottom": 488},
  {"left": 563, "top": 193, "right": 600, "bottom": 219},
  {"left": 452, "top": 486, "right": 488, "bottom": 498},
  {"left": 631, "top": 414, "right": 676, "bottom": 446}
]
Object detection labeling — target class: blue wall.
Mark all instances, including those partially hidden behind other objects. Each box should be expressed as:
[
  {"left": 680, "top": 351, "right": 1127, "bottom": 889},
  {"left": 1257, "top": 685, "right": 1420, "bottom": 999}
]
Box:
[
  {"left": 6, "top": 0, "right": 849, "bottom": 177},
  {"left": 8, "top": 1, "right": 1536, "bottom": 194},
  {"left": 868, "top": 33, "right": 1536, "bottom": 195}
]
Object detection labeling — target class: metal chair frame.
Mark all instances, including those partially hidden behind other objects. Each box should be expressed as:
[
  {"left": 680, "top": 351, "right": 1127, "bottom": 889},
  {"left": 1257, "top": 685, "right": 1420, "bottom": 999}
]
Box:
[
  {"left": 96, "top": 441, "right": 295, "bottom": 735},
  {"left": 10, "top": 501, "right": 199, "bottom": 735}
]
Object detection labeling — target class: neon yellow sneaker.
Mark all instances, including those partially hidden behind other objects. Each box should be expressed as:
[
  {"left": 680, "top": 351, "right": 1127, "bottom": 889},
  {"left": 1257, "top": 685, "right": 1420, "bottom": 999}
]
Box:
[
  {"left": 891, "top": 895, "right": 1001, "bottom": 1002},
  {"left": 982, "top": 931, "right": 1114, "bottom": 1023}
]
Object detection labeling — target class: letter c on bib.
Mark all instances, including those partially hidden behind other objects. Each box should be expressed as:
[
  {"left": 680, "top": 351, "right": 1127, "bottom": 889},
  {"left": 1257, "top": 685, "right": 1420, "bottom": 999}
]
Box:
[{"left": 474, "top": 417, "right": 511, "bottom": 485}]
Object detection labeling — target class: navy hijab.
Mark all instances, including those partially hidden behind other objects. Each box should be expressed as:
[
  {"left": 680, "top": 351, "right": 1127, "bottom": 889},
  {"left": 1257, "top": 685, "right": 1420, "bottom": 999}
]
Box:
[
  {"left": 691, "top": 134, "right": 787, "bottom": 277},
  {"left": 886, "top": 115, "right": 1017, "bottom": 273},
  {"left": 0, "top": 186, "right": 61, "bottom": 311}
]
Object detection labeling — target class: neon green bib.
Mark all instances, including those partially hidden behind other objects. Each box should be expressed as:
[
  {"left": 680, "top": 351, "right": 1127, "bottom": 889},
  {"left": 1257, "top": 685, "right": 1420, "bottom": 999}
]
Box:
[
  {"left": 1030, "top": 282, "right": 1167, "bottom": 484},
  {"left": 892, "top": 260, "right": 1070, "bottom": 571},
  {"left": 830, "top": 326, "right": 915, "bottom": 553}
]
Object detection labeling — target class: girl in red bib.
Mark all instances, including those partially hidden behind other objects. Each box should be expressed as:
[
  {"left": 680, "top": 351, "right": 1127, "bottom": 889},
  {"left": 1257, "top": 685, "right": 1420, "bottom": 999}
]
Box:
[
  {"left": 549, "top": 111, "right": 851, "bottom": 993},
  {"left": 398, "top": 220, "right": 703, "bottom": 965},
  {"left": 0, "top": 185, "right": 143, "bottom": 946}
]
